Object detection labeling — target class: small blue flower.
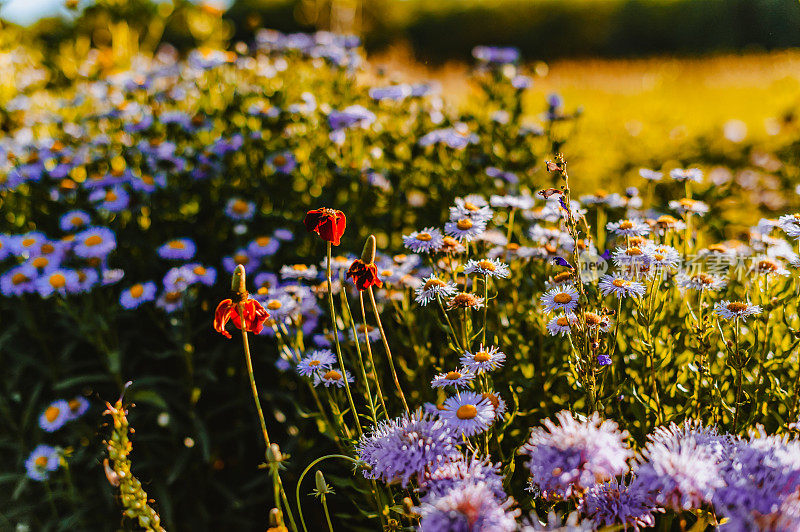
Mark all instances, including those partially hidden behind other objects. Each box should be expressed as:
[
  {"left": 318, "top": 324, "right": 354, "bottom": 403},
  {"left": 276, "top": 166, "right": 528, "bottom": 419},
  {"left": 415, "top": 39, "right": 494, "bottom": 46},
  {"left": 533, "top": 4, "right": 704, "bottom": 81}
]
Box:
[
  {"left": 39, "top": 400, "right": 71, "bottom": 432},
  {"left": 296, "top": 349, "right": 337, "bottom": 377},
  {"left": 439, "top": 391, "right": 495, "bottom": 437},
  {"left": 36, "top": 269, "right": 81, "bottom": 297},
  {"left": 225, "top": 198, "right": 256, "bottom": 221},
  {"left": 59, "top": 210, "right": 91, "bottom": 231},
  {"left": 73, "top": 227, "right": 116, "bottom": 259},
  {"left": 158, "top": 238, "right": 197, "bottom": 260},
  {"left": 66, "top": 396, "right": 90, "bottom": 420},
  {"left": 25, "top": 445, "right": 60, "bottom": 481},
  {"left": 120, "top": 282, "right": 157, "bottom": 309},
  {"left": 89, "top": 186, "right": 129, "bottom": 212}
]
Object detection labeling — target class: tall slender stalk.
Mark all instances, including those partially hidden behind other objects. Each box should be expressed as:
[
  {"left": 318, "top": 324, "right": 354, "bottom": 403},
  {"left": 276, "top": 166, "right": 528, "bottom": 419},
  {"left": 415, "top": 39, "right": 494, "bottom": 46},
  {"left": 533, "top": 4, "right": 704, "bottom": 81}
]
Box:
[
  {"left": 367, "top": 286, "right": 410, "bottom": 413},
  {"left": 359, "top": 292, "right": 389, "bottom": 419}
]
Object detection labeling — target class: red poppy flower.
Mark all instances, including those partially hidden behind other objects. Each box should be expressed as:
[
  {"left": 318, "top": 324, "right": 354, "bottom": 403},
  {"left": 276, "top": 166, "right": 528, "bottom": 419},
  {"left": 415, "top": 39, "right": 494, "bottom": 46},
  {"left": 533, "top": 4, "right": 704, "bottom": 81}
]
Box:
[
  {"left": 214, "top": 297, "right": 270, "bottom": 338},
  {"left": 346, "top": 259, "right": 383, "bottom": 291},
  {"left": 303, "top": 208, "right": 346, "bottom": 246}
]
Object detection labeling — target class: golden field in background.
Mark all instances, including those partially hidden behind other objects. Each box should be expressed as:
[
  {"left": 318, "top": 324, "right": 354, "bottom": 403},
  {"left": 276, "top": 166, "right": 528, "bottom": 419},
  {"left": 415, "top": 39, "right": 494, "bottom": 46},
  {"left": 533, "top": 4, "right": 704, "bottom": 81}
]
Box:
[{"left": 370, "top": 47, "right": 800, "bottom": 187}]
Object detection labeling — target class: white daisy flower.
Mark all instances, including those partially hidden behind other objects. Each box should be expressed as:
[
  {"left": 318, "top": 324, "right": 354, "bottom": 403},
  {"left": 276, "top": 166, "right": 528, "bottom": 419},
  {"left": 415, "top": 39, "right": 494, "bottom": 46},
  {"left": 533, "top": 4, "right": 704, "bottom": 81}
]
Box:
[
  {"left": 431, "top": 368, "right": 475, "bottom": 389},
  {"left": 450, "top": 196, "right": 493, "bottom": 224},
  {"left": 669, "top": 198, "right": 709, "bottom": 216},
  {"left": 606, "top": 219, "right": 650, "bottom": 237},
  {"left": 444, "top": 217, "right": 487, "bottom": 242},
  {"left": 778, "top": 213, "right": 800, "bottom": 239},
  {"left": 639, "top": 168, "right": 663, "bottom": 181},
  {"left": 403, "top": 227, "right": 444, "bottom": 253},
  {"left": 644, "top": 243, "right": 681, "bottom": 270},
  {"left": 669, "top": 168, "right": 703, "bottom": 182},
  {"left": 714, "top": 300, "right": 762, "bottom": 321},
  {"left": 463, "top": 258, "right": 510, "bottom": 279},
  {"left": 459, "top": 345, "right": 506, "bottom": 374},
  {"left": 438, "top": 391, "right": 495, "bottom": 437},
  {"left": 280, "top": 264, "right": 319, "bottom": 280},
  {"left": 675, "top": 272, "right": 727, "bottom": 292},
  {"left": 540, "top": 286, "right": 579, "bottom": 313},
  {"left": 750, "top": 257, "right": 790, "bottom": 277},
  {"left": 598, "top": 274, "right": 646, "bottom": 299},
  {"left": 414, "top": 275, "right": 458, "bottom": 305}
]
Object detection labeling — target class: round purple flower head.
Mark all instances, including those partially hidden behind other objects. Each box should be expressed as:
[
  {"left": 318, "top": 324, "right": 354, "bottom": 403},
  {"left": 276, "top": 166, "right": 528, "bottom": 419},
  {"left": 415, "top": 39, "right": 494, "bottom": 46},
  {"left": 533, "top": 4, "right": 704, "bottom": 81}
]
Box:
[
  {"left": 579, "top": 479, "right": 659, "bottom": 531},
  {"left": 422, "top": 455, "right": 506, "bottom": 501},
  {"left": 631, "top": 421, "right": 725, "bottom": 511},
  {"left": 417, "top": 481, "right": 520, "bottom": 532},
  {"left": 522, "top": 411, "right": 633, "bottom": 499},
  {"left": 356, "top": 410, "right": 460, "bottom": 487}
]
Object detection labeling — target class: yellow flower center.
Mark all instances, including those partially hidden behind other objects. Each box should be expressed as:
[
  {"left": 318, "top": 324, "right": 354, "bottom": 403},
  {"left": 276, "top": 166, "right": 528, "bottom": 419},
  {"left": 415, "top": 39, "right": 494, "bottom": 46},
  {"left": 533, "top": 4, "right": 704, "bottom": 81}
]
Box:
[
  {"left": 292, "top": 264, "right": 307, "bottom": 271},
  {"left": 49, "top": 273, "right": 66, "bottom": 289},
  {"left": 477, "top": 260, "right": 495, "bottom": 271},
  {"left": 234, "top": 254, "right": 249, "bottom": 265},
  {"left": 21, "top": 237, "right": 36, "bottom": 247},
  {"left": 41, "top": 243, "right": 55, "bottom": 254},
  {"left": 105, "top": 190, "right": 118, "bottom": 202},
  {"left": 553, "top": 292, "right": 573, "bottom": 304},
  {"left": 381, "top": 269, "right": 393, "bottom": 277},
  {"left": 32, "top": 257, "right": 49, "bottom": 269},
  {"left": 193, "top": 266, "right": 206, "bottom": 276},
  {"left": 464, "top": 201, "right": 478, "bottom": 211},
  {"left": 585, "top": 313, "right": 602, "bottom": 326},
  {"left": 415, "top": 232, "right": 432, "bottom": 242},
  {"left": 446, "top": 371, "right": 462, "bottom": 380},
  {"left": 256, "top": 236, "right": 271, "bottom": 246},
  {"left": 168, "top": 240, "right": 185, "bottom": 249},
  {"left": 68, "top": 399, "right": 81, "bottom": 412},
  {"left": 456, "top": 218, "right": 473, "bottom": 230},
  {"left": 35, "top": 456, "right": 49, "bottom": 468},
  {"left": 84, "top": 235, "right": 103, "bottom": 247},
  {"left": 758, "top": 260, "right": 778, "bottom": 272},
  {"left": 473, "top": 351, "right": 491, "bottom": 362},
  {"left": 618, "top": 220, "right": 634, "bottom": 229},
  {"left": 481, "top": 392, "right": 500, "bottom": 409},
  {"left": 267, "top": 300, "right": 282, "bottom": 310},
  {"left": 12, "top": 273, "right": 29, "bottom": 285},
  {"left": 323, "top": 370, "right": 342, "bottom": 381},
  {"left": 657, "top": 215, "right": 678, "bottom": 225},
  {"left": 556, "top": 317, "right": 570, "bottom": 326},
  {"left": 612, "top": 279, "right": 626, "bottom": 288},
  {"left": 165, "top": 291, "right": 182, "bottom": 303},
  {"left": 130, "top": 284, "right": 144, "bottom": 298},
  {"left": 309, "top": 360, "right": 321, "bottom": 367},
  {"left": 456, "top": 405, "right": 478, "bottom": 420},
  {"left": 654, "top": 254, "right": 665, "bottom": 261},
  {"left": 232, "top": 200, "right": 249, "bottom": 214},
  {"left": 273, "top": 155, "right": 287, "bottom": 167},
  {"left": 45, "top": 405, "right": 61, "bottom": 422},
  {"left": 424, "top": 278, "right": 446, "bottom": 291},
  {"left": 626, "top": 247, "right": 643, "bottom": 256}
]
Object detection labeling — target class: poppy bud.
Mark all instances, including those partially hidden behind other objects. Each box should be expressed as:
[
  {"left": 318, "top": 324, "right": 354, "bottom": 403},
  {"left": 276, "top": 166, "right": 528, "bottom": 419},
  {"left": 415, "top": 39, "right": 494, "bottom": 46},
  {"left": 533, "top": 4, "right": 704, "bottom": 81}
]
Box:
[{"left": 361, "top": 234, "right": 377, "bottom": 264}]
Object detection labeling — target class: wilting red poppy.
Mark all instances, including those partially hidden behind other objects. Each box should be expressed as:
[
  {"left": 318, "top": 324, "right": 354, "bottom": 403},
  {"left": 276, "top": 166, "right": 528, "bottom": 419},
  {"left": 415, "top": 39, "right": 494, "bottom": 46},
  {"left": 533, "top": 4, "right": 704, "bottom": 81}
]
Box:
[
  {"left": 346, "top": 259, "right": 382, "bottom": 291},
  {"left": 303, "top": 208, "right": 346, "bottom": 246},
  {"left": 214, "top": 297, "right": 270, "bottom": 338}
]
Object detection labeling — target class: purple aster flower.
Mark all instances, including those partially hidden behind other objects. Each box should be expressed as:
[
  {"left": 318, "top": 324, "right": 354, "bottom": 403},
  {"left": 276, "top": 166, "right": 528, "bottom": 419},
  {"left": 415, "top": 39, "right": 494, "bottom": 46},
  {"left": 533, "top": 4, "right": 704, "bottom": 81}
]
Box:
[
  {"left": 247, "top": 236, "right": 280, "bottom": 258},
  {"left": 66, "top": 396, "right": 90, "bottom": 420},
  {"left": 156, "top": 289, "right": 184, "bottom": 313},
  {"left": 631, "top": 422, "right": 725, "bottom": 511},
  {"left": 546, "top": 314, "right": 576, "bottom": 336},
  {"left": 417, "top": 481, "right": 520, "bottom": 532},
  {"left": 2, "top": 265, "right": 39, "bottom": 297},
  {"left": 296, "top": 349, "right": 336, "bottom": 377},
  {"left": 403, "top": 227, "right": 444, "bottom": 254},
  {"left": 185, "top": 264, "right": 216, "bottom": 286},
  {"left": 464, "top": 258, "right": 510, "bottom": 279},
  {"left": 25, "top": 445, "right": 60, "bottom": 481},
  {"left": 268, "top": 152, "right": 297, "bottom": 174},
  {"left": 157, "top": 238, "right": 197, "bottom": 260},
  {"left": 313, "top": 367, "right": 354, "bottom": 388},
  {"left": 486, "top": 166, "right": 519, "bottom": 184},
  {"left": 39, "top": 400, "right": 71, "bottom": 432},
  {"left": 369, "top": 85, "right": 411, "bottom": 101},
  {"left": 101, "top": 268, "right": 124, "bottom": 286},
  {"left": 11, "top": 231, "right": 47, "bottom": 256},
  {"left": 75, "top": 268, "right": 99, "bottom": 293},
  {"left": 597, "top": 355, "right": 612, "bottom": 366},
  {"left": 89, "top": 186, "right": 129, "bottom": 212},
  {"left": 598, "top": 275, "right": 646, "bottom": 299},
  {"left": 460, "top": 345, "right": 506, "bottom": 374},
  {"left": 223, "top": 250, "right": 256, "bottom": 274},
  {"left": 36, "top": 269, "right": 80, "bottom": 297},
  {"left": 472, "top": 45, "right": 520, "bottom": 65},
  {"left": 225, "top": 198, "right": 256, "bottom": 221},
  {"left": 439, "top": 391, "right": 495, "bottom": 438},
  {"left": 540, "top": 286, "right": 579, "bottom": 314},
  {"left": 356, "top": 411, "right": 460, "bottom": 487},
  {"left": 431, "top": 368, "right": 476, "bottom": 389},
  {"left": 423, "top": 456, "right": 507, "bottom": 500},
  {"left": 579, "top": 479, "right": 659, "bottom": 531},
  {"left": 119, "top": 281, "right": 157, "bottom": 309},
  {"left": 163, "top": 266, "right": 197, "bottom": 292},
  {"left": 522, "top": 411, "right": 633, "bottom": 499},
  {"left": 328, "top": 105, "right": 375, "bottom": 130},
  {"left": 415, "top": 275, "right": 458, "bottom": 306},
  {"left": 73, "top": 227, "right": 116, "bottom": 259},
  {"left": 59, "top": 210, "right": 91, "bottom": 231}
]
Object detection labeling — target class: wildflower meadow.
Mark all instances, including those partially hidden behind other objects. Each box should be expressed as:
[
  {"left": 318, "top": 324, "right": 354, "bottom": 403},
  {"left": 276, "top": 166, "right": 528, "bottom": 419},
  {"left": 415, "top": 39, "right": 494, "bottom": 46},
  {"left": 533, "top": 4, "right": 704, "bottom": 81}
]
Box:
[{"left": 5, "top": 6, "right": 800, "bottom": 532}]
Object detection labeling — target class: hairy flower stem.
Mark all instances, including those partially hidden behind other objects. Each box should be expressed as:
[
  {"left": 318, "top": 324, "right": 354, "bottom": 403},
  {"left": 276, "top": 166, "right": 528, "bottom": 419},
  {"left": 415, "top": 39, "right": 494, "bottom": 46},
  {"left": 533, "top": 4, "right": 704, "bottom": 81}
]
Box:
[
  {"left": 321, "top": 493, "right": 334, "bottom": 532},
  {"left": 238, "top": 303, "right": 297, "bottom": 531},
  {"left": 359, "top": 291, "right": 389, "bottom": 419},
  {"left": 367, "top": 286, "right": 410, "bottom": 414},
  {"left": 326, "top": 242, "right": 362, "bottom": 437}
]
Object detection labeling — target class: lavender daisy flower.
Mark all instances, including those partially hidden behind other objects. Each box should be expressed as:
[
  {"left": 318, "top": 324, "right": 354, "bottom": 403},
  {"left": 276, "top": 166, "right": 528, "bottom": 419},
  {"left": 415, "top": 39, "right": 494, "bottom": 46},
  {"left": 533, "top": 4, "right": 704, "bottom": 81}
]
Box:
[
  {"left": 431, "top": 368, "right": 476, "bottom": 389},
  {"left": 546, "top": 314, "right": 576, "bottom": 336},
  {"left": 415, "top": 275, "right": 458, "bottom": 306},
  {"left": 460, "top": 345, "right": 506, "bottom": 374},
  {"left": 11, "top": 231, "right": 47, "bottom": 256},
  {"left": 669, "top": 198, "right": 710, "bottom": 216},
  {"left": 481, "top": 391, "right": 507, "bottom": 421},
  {"left": 59, "top": 210, "right": 91, "bottom": 231},
  {"left": 540, "top": 286, "right": 579, "bottom": 313},
  {"left": 714, "top": 300, "right": 762, "bottom": 321},
  {"left": 186, "top": 264, "right": 216, "bottom": 286},
  {"left": 439, "top": 391, "right": 495, "bottom": 437},
  {"left": 163, "top": 265, "right": 197, "bottom": 292},
  {"left": 73, "top": 227, "right": 116, "bottom": 259},
  {"left": 25, "top": 445, "right": 60, "bottom": 482},
  {"left": 522, "top": 411, "right": 633, "bottom": 499},
  {"left": 119, "top": 282, "right": 157, "bottom": 309},
  {"left": 631, "top": 424, "right": 724, "bottom": 510},
  {"left": 669, "top": 167, "right": 703, "bottom": 183},
  {"left": 157, "top": 239, "right": 196, "bottom": 260},
  {"left": 89, "top": 186, "right": 129, "bottom": 212},
  {"left": 777, "top": 213, "right": 800, "bottom": 239},
  {"left": 403, "top": 227, "right": 444, "bottom": 253},
  {"left": 584, "top": 311, "right": 614, "bottom": 333},
  {"left": 612, "top": 246, "right": 650, "bottom": 268},
  {"left": 156, "top": 290, "right": 183, "bottom": 313},
  {"left": 472, "top": 45, "right": 520, "bottom": 64},
  {"left": 66, "top": 396, "right": 90, "bottom": 420},
  {"left": 280, "top": 264, "right": 319, "bottom": 280},
  {"left": 450, "top": 196, "right": 494, "bottom": 224},
  {"left": 36, "top": 269, "right": 80, "bottom": 297},
  {"left": 222, "top": 250, "right": 255, "bottom": 273},
  {"left": 417, "top": 481, "right": 519, "bottom": 532},
  {"left": 644, "top": 243, "right": 681, "bottom": 270},
  {"left": 464, "top": 258, "right": 511, "bottom": 279},
  {"left": 225, "top": 198, "right": 256, "bottom": 220},
  {"left": 296, "top": 349, "right": 336, "bottom": 377},
  {"left": 0, "top": 264, "right": 38, "bottom": 296},
  {"left": 423, "top": 456, "right": 507, "bottom": 500},
  {"left": 675, "top": 272, "right": 727, "bottom": 292},
  {"left": 101, "top": 268, "right": 124, "bottom": 286},
  {"left": 356, "top": 411, "right": 460, "bottom": 486},
  {"left": 639, "top": 168, "right": 663, "bottom": 181},
  {"left": 447, "top": 292, "right": 485, "bottom": 310},
  {"left": 39, "top": 400, "right": 71, "bottom": 432},
  {"left": 444, "top": 217, "right": 487, "bottom": 243},
  {"left": 313, "top": 367, "right": 354, "bottom": 388},
  {"left": 579, "top": 479, "right": 659, "bottom": 531},
  {"left": 247, "top": 235, "right": 280, "bottom": 258},
  {"left": 606, "top": 219, "right": 650, "bottom": 237},
  {"left": 598, "top": 275, "right": 646, "bottom": 299}
]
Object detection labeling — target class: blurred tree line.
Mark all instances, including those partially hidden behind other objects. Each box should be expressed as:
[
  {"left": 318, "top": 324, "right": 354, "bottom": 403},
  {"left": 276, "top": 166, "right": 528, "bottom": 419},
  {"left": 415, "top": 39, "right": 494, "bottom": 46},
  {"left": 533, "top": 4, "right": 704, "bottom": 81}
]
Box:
[{"left": 4, "top": 0, "right": 800, "bottom": 64}]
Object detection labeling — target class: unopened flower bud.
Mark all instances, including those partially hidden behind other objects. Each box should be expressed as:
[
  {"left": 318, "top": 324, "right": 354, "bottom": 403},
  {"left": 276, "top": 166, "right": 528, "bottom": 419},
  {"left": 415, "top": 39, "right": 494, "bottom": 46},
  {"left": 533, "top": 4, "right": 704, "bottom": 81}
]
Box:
[
  {"left": 269, "top": 508, "right": 283, "bottom": 527},
  {"left": 361, "top": 234, "right": 377, "bottom": 264},
  {"left": 266, "top": 443, "right": 283, "bottom": 463},
  {"left": 231, "top": 264, "right": 246, "bottom": 294},
  {"left": 315, "top": 470, "right": 328, "bottom": 493}
]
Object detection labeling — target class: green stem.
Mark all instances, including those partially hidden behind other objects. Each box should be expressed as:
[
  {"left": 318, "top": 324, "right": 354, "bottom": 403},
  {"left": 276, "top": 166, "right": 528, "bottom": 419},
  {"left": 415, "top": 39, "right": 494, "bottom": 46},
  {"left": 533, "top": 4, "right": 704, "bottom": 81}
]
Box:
[
  {"left": 359, "top": 291, "right": 390, "bottom": 420},
  {"left": 367, "top": 286, "right": 410, "bottom": 413},
  {"left": 295, "top": 455, "right": 363, "bottom": 532},
  {"left": 321, "top": 494, "right": 334, "bottom": 532},
  {"left": 342, "top": 290, "right": 379, "bottom": 425}
]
